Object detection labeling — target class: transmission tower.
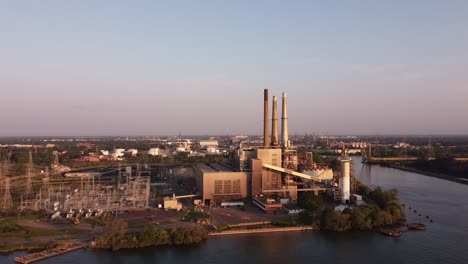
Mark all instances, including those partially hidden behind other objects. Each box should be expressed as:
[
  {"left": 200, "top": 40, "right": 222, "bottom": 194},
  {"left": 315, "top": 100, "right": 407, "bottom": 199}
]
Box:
[
  {"left": 26, "top": 150, "right": 33, "bottom": 196},
  {"left": 0, "top": 158, "right": 3, "bottom": 182},
  {"left": 2, "top": 176, "right": 13, "bottom": 210},
  {"left": 117, "top": 162, "right": 122, "bottom": 189}
]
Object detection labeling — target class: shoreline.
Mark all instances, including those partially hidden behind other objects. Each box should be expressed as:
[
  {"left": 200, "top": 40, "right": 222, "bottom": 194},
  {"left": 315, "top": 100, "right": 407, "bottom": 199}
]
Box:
[
  {"left": 209, "top": 226, "right": 316, "bottom": 236},
  {"left": 384, "top": 164, "right": 468, "bottom": 185},
  {"left": 0, "top": 225, "right": 383, "bottom": 255}
]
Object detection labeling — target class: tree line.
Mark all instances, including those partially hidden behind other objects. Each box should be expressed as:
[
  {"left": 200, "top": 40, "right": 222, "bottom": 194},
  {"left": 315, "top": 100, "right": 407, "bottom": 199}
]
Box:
[
  {"left": 93, "top": 220, "right": 208, "bottom": 251},
  {"left": 298, "top": 184, "right": 406, "bottom": 231}
]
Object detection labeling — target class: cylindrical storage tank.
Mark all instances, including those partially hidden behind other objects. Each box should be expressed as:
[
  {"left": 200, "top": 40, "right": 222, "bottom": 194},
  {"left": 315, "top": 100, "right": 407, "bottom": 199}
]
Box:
[{"left": 340, "top": 158, "right": 351, "bottom": 204}]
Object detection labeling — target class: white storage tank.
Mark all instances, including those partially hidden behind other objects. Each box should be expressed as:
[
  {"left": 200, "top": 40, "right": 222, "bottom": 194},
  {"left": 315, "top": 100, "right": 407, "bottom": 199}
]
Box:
[{"left": 340, "top": 149, "right": 351, "bottom": 204}]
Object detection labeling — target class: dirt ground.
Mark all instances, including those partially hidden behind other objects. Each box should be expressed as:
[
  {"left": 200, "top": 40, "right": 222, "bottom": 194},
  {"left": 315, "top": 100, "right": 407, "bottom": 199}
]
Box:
[
  {"left": 208, "top": 204, "right": 289, "bottom": 227},
  {"left": 115, "top": 208, "right": 199, "bottom": 230}
]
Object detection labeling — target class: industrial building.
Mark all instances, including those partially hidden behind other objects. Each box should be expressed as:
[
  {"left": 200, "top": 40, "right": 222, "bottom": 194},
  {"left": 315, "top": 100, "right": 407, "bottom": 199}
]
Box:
[
  {"left": 194, "top": 89, "right": 333, "bottom": 211},
  {"left": 194, "top": 163, "right": 249, "bottom": 205}
]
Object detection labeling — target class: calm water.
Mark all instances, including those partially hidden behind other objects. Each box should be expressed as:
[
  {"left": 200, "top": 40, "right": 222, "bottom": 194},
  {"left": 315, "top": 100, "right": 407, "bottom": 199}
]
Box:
[{"left": 3, "top": 157, "right": 468, "bottom": 264}]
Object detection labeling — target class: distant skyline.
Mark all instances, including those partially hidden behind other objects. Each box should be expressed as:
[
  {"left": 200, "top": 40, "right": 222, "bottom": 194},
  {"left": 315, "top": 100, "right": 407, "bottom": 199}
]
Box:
[{"left": 1, "top": 1, "right": 468, "bottom": 136}]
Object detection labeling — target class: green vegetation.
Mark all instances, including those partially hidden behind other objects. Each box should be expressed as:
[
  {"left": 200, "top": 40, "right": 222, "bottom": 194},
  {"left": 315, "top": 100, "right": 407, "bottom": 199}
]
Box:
[
  {"left": 297, "top": 184, "right": 406, "bottom": 232},
  {"left": 407, "top": 158, "right": 468, "bottom": 179},
  {"left": 0, "top": 211, "right": 83, "bottom": 254},
  {"left": 183, "top": 210, "right": 210, "bottom": 222},
  {"left": 271, "top": 219, "right": 301, "bottom": 227},
  {"left": 170, "top": 226, "right": 208, "bottom": 245},
  {"left": 0, "top": 215, "right": 83, "bottom": 239},
  {"left": 0, "top": 241, "right": 57, "bottom": 254},
  {"left": 94, "top": 220, "right": 208, "bottom": 251},
  {"left": 216, "top": 224, "right": 231, "bottom": 231},
  {"left": 0, "top": 210, "right": 49, "bottom": 237}
]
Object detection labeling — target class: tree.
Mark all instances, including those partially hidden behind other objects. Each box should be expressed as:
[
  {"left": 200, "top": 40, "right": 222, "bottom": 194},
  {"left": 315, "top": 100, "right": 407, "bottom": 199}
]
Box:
[
  {"left": 106, "top": 220, "right": 128, "bottom": 250},
  {"left": 298, "top": 192, "right": 324, "bottom": 213},
  {"left": 138, "top": 224, "right": 171, "bottom": 247},
  {"left": 320, "top": 209, "right": 351, "bottom": 231},
  {"left": 171, "top": 226, "right": 208, "bottom": 245},
  {"left": 350, "top": 207, "right": 373, "bottom": 230}
]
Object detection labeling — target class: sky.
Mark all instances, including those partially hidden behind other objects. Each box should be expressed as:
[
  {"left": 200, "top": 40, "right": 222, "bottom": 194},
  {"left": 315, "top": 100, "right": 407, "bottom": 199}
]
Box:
[{"left": 1, "top": 1, "right": 468, "bottom": 136}]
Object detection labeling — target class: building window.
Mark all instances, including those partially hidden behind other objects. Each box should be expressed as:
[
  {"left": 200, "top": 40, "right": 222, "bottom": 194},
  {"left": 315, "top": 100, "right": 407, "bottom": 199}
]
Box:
[
  {"left": 224, "top": 180, "right": 232, "bottom": 194},
  {"left": 233, "top": 179, "right": 241, "bottom": 193},
  {"left": 215, "top": 180, "right": 222, "bottom": 194}
]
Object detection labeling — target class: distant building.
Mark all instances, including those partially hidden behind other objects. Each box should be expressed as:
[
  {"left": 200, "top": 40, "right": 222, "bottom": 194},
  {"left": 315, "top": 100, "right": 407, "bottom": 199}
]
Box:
[
  {"left": 148, "top": 148, "right": 160, "bottom": 156},
  {"left": 231, "top": 135, "right": 249, "bottom": 143},
  {"left": 127, "top": 149, "right": 138, "bottom": 156},
  {"left": 199, "top": 140, "right": 219, "bottom": 148},
  {"left": 206, "top": 146, "right": 219, "bottom": 154},
  {"left": 394, "top": 142, "right": 411, "bottom": 148}
]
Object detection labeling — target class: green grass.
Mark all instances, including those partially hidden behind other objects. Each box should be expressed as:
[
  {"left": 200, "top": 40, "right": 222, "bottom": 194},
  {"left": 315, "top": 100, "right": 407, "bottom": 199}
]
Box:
[
  {"left": 0, "top": 217, "right": 83, "bottom": 239},
  {"left": 184, "top": 211, "right": 210, "bottom": 221},
  {"left": 0, "top": 241, "right": 57, "bottom": 254}
]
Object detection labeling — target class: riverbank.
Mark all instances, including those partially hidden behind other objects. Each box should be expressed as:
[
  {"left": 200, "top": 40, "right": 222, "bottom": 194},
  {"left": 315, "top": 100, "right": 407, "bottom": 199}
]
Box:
[
  {"left": 0, "top": 214, "right": 93, "bottom": 255},
  {"left": 386, "top": 164, "right": 468, "bottom": 185},
  {"left": 0, "top": 242, "right": 53, "bottom": 255},
  {"left": 14, "top": 242, "right": 87, "bottom": 264},
  {"left": 209, "top": 226, "right": 315, "bottom": 236}
]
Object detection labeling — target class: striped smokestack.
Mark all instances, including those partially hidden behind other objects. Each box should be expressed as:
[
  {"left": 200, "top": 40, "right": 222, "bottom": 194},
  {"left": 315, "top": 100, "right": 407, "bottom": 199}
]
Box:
[
  {"left": 271, "top": 96, "right": 279, "bottom": 147},
  {"left": 263, "top": 89, "right": 270, "bottom": 147},
  {"left": 281, "top": 92, "right": 289, "bottom": 148}
]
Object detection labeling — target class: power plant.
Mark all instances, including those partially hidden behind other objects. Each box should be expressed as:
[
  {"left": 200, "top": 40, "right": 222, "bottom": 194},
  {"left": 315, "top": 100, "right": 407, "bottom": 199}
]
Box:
[
  {"left": 0, "top": 89, "right": 354, "bottom": 215},
  {"left": 195, "top": 89, "right": 336, "bottom": 212}
]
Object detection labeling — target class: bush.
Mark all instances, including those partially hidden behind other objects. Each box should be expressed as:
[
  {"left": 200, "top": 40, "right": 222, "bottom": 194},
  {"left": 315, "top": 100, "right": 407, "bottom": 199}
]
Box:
[
  {"left": 138, "top": 224, "right": 171, "bottom": 247},
  {"left": 171, "top": 226, "right": 208, "bottom": 246},
  {"left": 93, "top": 222, "right": 207, "bottom": 250},
  {"left": 320, "top": 209, "right": 351, "bottom": 231}
]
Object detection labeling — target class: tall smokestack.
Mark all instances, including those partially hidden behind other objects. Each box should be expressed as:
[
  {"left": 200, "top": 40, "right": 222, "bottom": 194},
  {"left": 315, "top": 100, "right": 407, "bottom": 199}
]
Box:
[
  {"left": 263, "top": 89, "right": 270, "bottom": 147},
  {"left": 281, "top": 92, "right": 289, "bottom": 148},
  {"left": 271, "top": 96, "right": 279, "bottom": 147}
]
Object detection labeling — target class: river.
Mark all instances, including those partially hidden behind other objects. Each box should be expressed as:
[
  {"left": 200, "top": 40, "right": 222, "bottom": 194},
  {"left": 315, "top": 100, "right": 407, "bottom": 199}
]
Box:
[{"left": 2, "top": 157, "right": 468, "bottom": 264}]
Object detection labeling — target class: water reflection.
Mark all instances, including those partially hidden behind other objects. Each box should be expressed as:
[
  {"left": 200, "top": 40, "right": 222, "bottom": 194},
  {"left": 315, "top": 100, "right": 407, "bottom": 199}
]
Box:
[{"left": 2, "top": 157, "right": 468, "bottom": 264}]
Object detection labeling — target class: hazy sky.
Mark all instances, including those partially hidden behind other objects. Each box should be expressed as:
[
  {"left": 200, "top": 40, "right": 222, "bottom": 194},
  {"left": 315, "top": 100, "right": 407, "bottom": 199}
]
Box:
[{"left": 1, "top": 1, "right": 467, "bottom": 136}]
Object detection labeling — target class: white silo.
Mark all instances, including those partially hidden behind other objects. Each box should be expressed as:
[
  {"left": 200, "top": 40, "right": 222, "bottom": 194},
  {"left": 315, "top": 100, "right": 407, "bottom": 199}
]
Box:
[{"left": 339, "top": 149, "right": 351, "bottom": 204}]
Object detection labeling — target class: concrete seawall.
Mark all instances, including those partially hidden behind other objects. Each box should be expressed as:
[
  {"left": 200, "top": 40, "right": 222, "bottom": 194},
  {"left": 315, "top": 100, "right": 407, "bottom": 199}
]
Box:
[{"left": 209, "top": 226, "right": 315, "bottom": 236}]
